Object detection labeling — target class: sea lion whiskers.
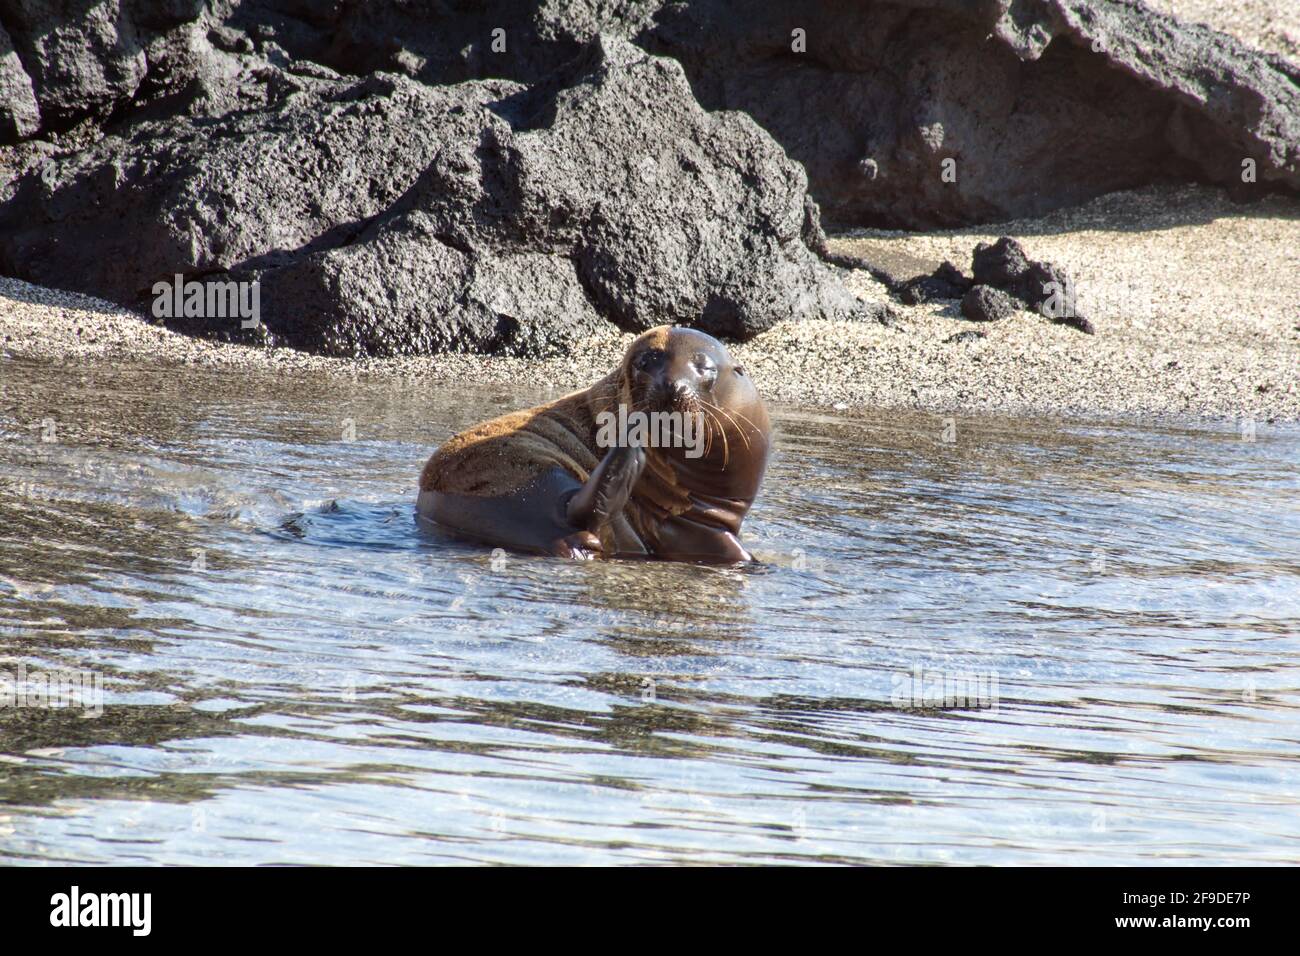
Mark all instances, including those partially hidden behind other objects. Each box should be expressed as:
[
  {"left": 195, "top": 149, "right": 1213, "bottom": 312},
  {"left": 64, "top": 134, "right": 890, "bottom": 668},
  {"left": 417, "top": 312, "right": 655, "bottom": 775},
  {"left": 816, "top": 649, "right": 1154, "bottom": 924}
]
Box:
[
  {"left": 699, "top": 396, "right": 760, "bottom": 445},
  {"left": 695, "top": 402, "right": 730, "bottom": 468},
  {"left": 697, "top": 396, "right": 751, "bottom": 455},
  {"left": 674, "top": 389, "right": 715, "bottom": 461},
  {"left": 700, "top": 398, "right": 747, "bottom": 448},
  {"left": 709, "top": 408, "right": 728, "bottom": 468}
]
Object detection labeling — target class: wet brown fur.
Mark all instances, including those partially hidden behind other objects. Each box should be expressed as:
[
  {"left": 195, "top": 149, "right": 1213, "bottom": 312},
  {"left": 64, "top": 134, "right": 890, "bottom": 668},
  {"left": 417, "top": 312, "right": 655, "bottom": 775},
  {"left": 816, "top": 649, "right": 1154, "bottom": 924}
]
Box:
[{"left": 419, "top": 328, "right": 694, "bottom": 549}]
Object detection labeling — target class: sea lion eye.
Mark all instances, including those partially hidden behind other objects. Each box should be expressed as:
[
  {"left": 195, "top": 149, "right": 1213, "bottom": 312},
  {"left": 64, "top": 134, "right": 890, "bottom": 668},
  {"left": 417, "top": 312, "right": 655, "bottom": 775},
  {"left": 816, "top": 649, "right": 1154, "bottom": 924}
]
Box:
[
  {"left": 691, "top": 352, "right": 718, "bottom": 390},
  {"left": 635, "top": 349, "right": 665, "bottom": 371}
]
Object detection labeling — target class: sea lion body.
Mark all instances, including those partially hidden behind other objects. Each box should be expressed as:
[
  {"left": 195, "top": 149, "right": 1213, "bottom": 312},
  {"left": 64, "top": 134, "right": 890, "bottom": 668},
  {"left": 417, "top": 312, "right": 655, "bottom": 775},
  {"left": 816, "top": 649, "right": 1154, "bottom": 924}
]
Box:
[{"left": 417, "top": 326, "right": 770, "bottom": 562}]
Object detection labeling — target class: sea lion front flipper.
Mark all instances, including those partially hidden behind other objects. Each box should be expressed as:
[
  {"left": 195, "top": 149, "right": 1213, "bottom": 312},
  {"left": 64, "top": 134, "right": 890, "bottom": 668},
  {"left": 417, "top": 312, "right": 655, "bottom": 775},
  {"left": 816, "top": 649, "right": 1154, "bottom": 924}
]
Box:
[
  {"left": 565, "top": 445, "right": 647, "bottom": 533},
  {"left": 551, "top": 530, "right": 602, "bottom": 560}
]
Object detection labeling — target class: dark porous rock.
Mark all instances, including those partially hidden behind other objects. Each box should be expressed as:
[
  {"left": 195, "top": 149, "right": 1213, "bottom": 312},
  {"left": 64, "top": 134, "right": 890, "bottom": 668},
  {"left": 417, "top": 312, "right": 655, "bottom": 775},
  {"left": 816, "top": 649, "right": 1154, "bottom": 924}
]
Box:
[
  {"left": 898, "top": 276, "right": 948, "bottom": 305},
  {"left": 899, "top": 259, "right": 973, "bottom": 304},
  {"left": 0, "top": 0, "right": 207, "bottom": 142},
  {"left": 641, "top": 0, "right": 1300, "bottom": 227},
  {"left": 0, "top": 1, "right": 142, "bottom": 133},
  {"left": 0, "top": 21, "right": 39, "bottom": 141},
  {"left": 454, "top": 35, "right": 868, "bottom": 341},
  {"left": 0, "top": 67, "right": 474, "bottom": 312},
  {"left": 256, "top": 213, "right": 608, "bottom": 357},
  {"left": 261, "top": 35, "right": 878, "bottom": 353},
  {"left": 3, "top": 0, "right": 1297, "bottom": 228},
  {"left": 1020, "top": 259, "right": 1073, "bottom": 309},
  {"left": 221, "top": 0, "right": 662, "bottom": 88},
  {"left": 972, "top": 237, "right": 1033, "bottom": 291},
  {"left": 961, "top": 285, "right": 1019, "bottom": 323},
  {"left": 934, "top": 260, "right": 973, "bottom": 291},
  {"left": 970, "top": 235, "right": 1092, "bottom": 329},
  {"left": 0, "top": 35, "right": 873, "bottom": 355}
]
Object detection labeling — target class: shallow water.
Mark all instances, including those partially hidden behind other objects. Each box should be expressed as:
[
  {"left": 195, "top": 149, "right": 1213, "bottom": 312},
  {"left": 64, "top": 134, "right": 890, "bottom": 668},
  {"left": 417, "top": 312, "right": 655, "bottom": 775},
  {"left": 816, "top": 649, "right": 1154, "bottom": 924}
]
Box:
[{"left": 1, "top": 356, "right": 1297, "bottom": 865}]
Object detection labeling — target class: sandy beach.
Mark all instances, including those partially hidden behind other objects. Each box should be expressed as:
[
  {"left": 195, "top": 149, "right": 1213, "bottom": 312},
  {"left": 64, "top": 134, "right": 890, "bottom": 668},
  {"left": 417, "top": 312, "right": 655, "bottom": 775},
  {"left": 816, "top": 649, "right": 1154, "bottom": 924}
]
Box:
[{"left": 3, "top": 183, "right": 1296, "bottom": 423}]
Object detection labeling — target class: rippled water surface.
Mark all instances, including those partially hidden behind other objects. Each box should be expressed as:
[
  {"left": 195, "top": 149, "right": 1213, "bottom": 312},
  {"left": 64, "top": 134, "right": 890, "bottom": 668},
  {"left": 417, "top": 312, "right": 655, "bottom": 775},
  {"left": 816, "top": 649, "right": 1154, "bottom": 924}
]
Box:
[{"left": 1, "top": 357, "right": 1297, "bottom": 864}]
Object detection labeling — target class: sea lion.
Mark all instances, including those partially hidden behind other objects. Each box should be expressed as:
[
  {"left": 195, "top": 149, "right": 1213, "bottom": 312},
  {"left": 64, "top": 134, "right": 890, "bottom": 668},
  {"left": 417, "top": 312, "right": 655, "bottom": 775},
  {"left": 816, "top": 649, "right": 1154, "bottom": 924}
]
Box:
[{"left": 417, "top": 326, "right": 770, "bottom": 562}]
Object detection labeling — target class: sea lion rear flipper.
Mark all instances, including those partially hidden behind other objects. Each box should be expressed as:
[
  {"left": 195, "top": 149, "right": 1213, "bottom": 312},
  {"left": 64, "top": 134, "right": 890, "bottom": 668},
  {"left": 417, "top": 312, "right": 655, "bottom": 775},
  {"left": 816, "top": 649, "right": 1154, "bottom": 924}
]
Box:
[{"left": 566, "top": 445, "right": 646, "bottom": 533}]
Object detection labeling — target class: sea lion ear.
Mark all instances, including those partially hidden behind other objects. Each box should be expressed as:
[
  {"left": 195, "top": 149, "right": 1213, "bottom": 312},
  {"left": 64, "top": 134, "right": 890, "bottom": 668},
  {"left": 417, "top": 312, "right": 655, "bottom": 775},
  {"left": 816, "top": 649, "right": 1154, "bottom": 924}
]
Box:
[{"left": 734, "top": 365, "right": 746, "bottom": 376}]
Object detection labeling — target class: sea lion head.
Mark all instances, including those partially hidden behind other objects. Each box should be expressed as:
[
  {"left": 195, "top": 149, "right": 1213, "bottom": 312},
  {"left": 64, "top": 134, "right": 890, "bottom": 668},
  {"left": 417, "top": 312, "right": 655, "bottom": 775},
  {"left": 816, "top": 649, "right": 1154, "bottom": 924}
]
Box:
[{"left": 618, "top": 325, "right": 770, "bottom": 498}]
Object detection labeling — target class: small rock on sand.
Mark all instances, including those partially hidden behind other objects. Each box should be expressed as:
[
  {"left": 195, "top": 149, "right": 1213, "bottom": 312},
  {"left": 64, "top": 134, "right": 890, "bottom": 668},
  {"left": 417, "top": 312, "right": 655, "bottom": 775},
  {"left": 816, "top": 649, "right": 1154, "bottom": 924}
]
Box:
[{"left": 961, "top": 286, "right": 1020, "bottom": 323}]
